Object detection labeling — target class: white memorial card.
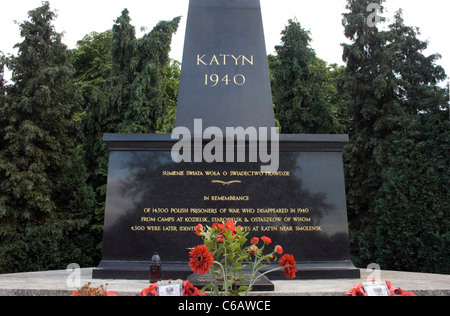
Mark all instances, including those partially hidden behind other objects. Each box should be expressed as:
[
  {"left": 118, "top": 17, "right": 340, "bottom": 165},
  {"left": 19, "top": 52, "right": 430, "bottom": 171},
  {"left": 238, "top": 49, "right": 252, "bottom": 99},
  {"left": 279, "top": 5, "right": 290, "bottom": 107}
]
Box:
[
  {"left": 362, "top": 281, "right": 390, "bottom": 296},
  {"left": 157, "top": 280, "right": 183, "bottom": 297}
]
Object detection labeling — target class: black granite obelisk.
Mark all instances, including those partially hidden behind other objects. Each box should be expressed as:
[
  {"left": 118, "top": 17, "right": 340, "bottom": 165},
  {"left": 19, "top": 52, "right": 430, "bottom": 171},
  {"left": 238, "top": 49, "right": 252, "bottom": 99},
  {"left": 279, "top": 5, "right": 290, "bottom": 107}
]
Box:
[{"left": 175, "top": 0, "right": 275, "bottom": 131}]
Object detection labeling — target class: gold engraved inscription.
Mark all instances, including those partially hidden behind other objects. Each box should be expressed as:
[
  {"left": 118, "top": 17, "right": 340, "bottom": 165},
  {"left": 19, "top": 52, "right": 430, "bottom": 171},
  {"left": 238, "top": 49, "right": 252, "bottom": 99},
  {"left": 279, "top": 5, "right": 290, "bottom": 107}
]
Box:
[
  {"left": 132, "top": 170, "right": 322, "bottom": 234},
  {"left": 197, "top": 53, "right": 254, "bottom": 87}
]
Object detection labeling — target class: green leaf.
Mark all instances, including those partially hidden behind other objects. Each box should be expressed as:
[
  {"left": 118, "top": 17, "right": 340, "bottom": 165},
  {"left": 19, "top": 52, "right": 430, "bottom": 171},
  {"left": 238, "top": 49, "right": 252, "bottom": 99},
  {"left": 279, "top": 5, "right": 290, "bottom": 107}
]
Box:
[
  {"left": 237, "top": 286, "right": 249, "bottom": 296},
  {"left": 237, "top": 254, "right": 249, "bottom": 262},
  {"left": 231, "top": 242, "right": 241, "bottom": 252}
]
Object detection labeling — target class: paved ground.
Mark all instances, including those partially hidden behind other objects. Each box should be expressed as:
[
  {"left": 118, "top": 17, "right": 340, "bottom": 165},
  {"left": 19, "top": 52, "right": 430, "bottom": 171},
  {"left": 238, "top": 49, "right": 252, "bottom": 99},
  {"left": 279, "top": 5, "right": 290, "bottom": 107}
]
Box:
[{"left": 0, "top": 268, "right": 449, "bottom": 296}]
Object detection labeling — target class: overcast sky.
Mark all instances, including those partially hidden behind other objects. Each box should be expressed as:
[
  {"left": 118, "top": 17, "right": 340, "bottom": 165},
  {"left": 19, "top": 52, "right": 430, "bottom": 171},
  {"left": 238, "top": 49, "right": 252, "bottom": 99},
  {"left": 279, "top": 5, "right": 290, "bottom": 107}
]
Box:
[{"left": 1, "top": 0, "right": 449, "bottom": 84}]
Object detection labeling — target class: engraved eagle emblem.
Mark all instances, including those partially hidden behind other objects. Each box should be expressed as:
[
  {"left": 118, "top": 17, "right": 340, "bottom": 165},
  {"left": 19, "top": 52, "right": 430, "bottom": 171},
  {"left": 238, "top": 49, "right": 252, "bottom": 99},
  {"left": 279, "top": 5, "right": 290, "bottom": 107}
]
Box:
[{"left": 211, "top": 180, "right": 242, "bottom": 186}]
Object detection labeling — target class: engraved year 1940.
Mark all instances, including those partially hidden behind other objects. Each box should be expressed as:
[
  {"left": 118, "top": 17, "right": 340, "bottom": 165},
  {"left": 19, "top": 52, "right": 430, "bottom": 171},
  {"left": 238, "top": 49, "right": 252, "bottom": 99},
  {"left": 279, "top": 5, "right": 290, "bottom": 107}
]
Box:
[{"left": 197, "top": 53, "right": 254, "bottom": 87}]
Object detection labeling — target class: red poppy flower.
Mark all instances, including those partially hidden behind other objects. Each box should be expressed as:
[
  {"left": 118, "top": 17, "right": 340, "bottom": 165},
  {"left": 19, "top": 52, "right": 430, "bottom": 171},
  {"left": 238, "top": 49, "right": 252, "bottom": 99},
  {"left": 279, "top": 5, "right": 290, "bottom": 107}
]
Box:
[
  {"left": 345, "top": 283, "right": 367, "bottom": 297},
  {"left": 212, "top": 223, "right": 225, "bottom": 233},
  {"left": 140, "top": 284, "right": 158, "bottom": 296},
  {"left": 279, "top": 254, "right": 298, "bottom": 279},
  {"left": 195, "top": 224, "right": 203, "bottom": 236},
  {"left": 261, "top": 236, "right": 272, "bottom": 244},
  {"left": 274, "top": 245, "right": 283, "bottom": 255},
  {"left": 189, "top": 245, "right": 215, "bottom": 275},
  {"left": 217, "top": 234, "right": 223, "bottom": 242},
  {"left": 386, "top": 281, "right": 416, "bottom": 296},
  {"left": 72, "top": 284, "right": 117, "bottom": 296},
  {"left": 249, "top": 244, "right": 259, "bottom": 255},
  {"left": 182, "top": 281, "right": 205, "bottom": 297},
  {"left": 225, "top": 220, "right": 236, "bottom": 232},
  {"left": 251, "top": 237, "right": 259, "bottom": 245}
]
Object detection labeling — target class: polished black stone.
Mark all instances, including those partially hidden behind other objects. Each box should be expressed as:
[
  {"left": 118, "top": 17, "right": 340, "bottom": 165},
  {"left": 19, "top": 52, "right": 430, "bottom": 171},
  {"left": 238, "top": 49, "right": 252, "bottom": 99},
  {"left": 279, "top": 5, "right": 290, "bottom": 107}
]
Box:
[
  {"left": 175, "top": 0, "right": 275, "bottom": 131},
  {"left": 93, "top": 135, "right": 360, "bottom": 280}
]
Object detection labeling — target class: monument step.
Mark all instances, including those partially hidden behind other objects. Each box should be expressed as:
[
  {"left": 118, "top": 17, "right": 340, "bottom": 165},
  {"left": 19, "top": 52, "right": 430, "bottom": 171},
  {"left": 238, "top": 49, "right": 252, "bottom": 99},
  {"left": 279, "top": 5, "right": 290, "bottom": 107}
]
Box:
[{"left": 1, "top": 268, "right": 449, "bottom": 296}]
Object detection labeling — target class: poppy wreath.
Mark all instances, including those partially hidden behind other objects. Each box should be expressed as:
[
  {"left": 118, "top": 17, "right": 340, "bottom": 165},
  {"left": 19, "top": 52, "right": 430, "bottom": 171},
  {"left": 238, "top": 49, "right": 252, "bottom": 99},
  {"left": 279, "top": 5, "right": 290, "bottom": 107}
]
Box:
[
  {"left": 346, "top": 281, "right": 416, "bottom": 296},
  {"left": 191, "top": 220, "right": 298, "bottom": 296},
  {"left": 72, "top": 283, "right": 118, "bottom": 296},
  {"left": 141, "top": 280, "right": 205, "bottom": 297}
]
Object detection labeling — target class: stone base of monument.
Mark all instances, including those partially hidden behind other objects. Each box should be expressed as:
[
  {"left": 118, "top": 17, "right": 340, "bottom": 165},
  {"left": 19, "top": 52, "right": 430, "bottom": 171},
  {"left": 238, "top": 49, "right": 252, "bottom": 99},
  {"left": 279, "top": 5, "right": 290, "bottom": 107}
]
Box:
[
  {"left": 93, "top": 134, "right": 361, "bottom": 281},
  {"left": 186, "top": 262, "right": 362, "bottom": 291},
  {"left": 1, "top": 268, "right": 450, "bottom": 296}
]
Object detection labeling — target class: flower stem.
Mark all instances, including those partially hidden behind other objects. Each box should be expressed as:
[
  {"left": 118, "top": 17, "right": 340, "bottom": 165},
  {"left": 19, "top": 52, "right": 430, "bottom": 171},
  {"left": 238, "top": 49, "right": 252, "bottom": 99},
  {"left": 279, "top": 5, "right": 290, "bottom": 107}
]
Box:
[
  {"left": 245, "top": 265, "right": 288, "bottom": 296},
  {"left": 214, "top": 261, "right": 228, "bottom": 296}
]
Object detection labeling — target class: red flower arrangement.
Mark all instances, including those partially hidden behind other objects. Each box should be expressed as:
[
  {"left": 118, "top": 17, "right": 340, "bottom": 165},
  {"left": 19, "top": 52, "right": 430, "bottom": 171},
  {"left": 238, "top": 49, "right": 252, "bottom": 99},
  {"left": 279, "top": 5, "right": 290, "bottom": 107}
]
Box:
[
  {"left": 346, "top": 281, "right": 416, "bottom": 297},
  {"left": 191, "top": 220, "right": 299, "bottom": 296},
  {"left": 72, "top": 283, "right": 117, "bottom": 296},
  {"left": 140, "top": 281, "right": 205, "bottom": 297}
]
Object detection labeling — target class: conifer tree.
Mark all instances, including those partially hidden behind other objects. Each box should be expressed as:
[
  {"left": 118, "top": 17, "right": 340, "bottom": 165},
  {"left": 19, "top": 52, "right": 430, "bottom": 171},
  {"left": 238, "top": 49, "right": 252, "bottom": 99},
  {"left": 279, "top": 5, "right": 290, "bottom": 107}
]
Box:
[
  {"left": 71, "top": 30, "right": 113, "bottom": 241},
  {"left": 371, "top": 11, "right": 449, "bottom": 273},
  {"left": 0, "top": 2, "right": 96, "bottom": 273},
  {"left": 71, "top": 30, "right": 113, "bottom": 104},
  {"left": 388, "top": 10, "right": 446, "bottom": 115},
  {"left": 0, "top": 53, "right": 6, "bottom": 146},
  {"left": 77, "top": 10, "right": 180, "bottom": 243},
  {"left": 120, "top": 16, "right": 181, "bottom": 133},
  {"left": 270, "top": 19, "right": 342, "bottom": 134},
  {"left": 156, "top": 59, "right": 181, "bottom": 133},
  {"left": 0, "top": 52, "right": 5, "bottom": 97},
  {"left": 1, "top": 1, "right": 74, "bottom": 224},
  {"left": 339, "top": 0, "right": 397, "bottom": 267},
  {"left": 340, "top": 0, "right": 449, "bottom": 273}
]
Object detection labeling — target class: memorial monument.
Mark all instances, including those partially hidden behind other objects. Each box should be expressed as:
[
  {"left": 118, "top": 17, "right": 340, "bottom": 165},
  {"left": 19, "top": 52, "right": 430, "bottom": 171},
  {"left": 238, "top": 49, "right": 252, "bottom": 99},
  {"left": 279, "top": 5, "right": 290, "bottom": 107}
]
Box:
[{"left": 93, "top": 0, "right": 360, "bottom": 281}]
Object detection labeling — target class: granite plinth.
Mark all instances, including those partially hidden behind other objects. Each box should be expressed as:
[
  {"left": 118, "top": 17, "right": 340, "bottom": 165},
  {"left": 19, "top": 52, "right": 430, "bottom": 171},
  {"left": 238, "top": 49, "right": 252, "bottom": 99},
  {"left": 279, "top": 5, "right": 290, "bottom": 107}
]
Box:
[{"left": 94, "top": 134, "right": 359, "bottom": 280}]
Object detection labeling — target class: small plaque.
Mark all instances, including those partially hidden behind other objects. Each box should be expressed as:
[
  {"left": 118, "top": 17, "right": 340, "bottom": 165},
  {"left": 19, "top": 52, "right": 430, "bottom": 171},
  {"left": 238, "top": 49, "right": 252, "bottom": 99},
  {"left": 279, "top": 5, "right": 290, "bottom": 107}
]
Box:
[
  {"left": 157, "top": 280, "right": 183, "bottom": 297},
  {"left": 362, "top": 281, "right": 390, "bottom": 296}
]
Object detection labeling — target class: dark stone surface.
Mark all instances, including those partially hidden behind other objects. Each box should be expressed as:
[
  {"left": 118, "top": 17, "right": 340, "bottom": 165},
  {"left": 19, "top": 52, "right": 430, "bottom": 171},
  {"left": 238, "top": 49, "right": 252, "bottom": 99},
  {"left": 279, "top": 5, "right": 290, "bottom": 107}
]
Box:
[
  {"left": 93, "top": 135, "right": 360, "bottom": 280},
  {"left": 175, "top": 0, "right": 275, "bottom": 131}
]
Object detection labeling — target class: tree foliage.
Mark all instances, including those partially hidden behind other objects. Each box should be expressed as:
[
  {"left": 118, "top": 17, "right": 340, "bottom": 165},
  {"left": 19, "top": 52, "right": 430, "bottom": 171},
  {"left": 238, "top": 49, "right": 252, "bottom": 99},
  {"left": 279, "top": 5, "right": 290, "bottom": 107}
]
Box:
[
  {"left": 73, "top": 9, "right": 181, "bottom": 249},
  {"left": 156, "top": 59, "right": 181, "bottom": 133},
  {"left": 0, "top": 51, "right": 5, "bottom": 96},
  {"left": 339, "top": 0, "right": 449, "bottom": 273},
  {"left": 0, "top": 52, "right": 6, "bottom": 148},
  {"left": 71, "top": 30, "right": 113, "bottom": 104},
  {"left": 270, "top": 19, "right": 343, "bottom": 134},
  {"left": 0, "top": 2, "right": 96, "bottom": 273}
]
